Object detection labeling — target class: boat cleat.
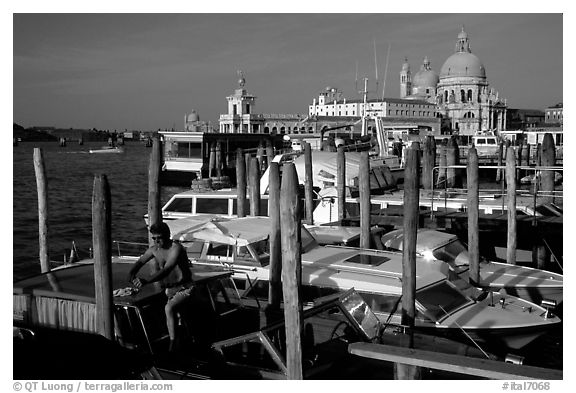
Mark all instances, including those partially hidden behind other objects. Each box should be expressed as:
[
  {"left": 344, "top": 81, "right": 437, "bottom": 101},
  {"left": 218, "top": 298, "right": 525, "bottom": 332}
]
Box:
[{"left": 540, "top": 299, "right": 557, "bottom": 319}]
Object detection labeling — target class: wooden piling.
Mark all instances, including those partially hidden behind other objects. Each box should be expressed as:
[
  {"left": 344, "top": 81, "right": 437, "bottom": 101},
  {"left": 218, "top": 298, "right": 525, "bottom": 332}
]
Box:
[
  {"left": 304, "top": 142, "right": 314, "bottom": 225},
  {"left": 208, "top": 143, "right": 216, "bottom": 178},
  {"left": 516, "top": 143, "right": 523, "bottom": 182},
  {"left": 467, "top": 147, "right": 480, "bottom": 285},
  {"left": 266, "top": 140, "right": 274, "bottom": 169},
  {"left": 446, "top": 137, "right": 459, "bottom": 188},
  {"left": 422, "top": 136, "right": 436, "bottom": 190},
  {"left": 437, "top": 144, "right": 447, "bottom": 188},
  {"left": 148, "top": 137, "right": 162, "bottom": 245},
  {"left": 33, "top": 148, "right": 50, "bottom": 273},
  {"left": 397, "top": 143, "right": 421, "bottom": 380},
  {"left": 92, "top": 174, "right": 114, "bottom": 340},
  {"left": 359, "top": 151, "right": 371, "bottom": 249},
  {"left": 268, "top": 162, "right": 282, "bottom": 309},
  {"left": 215, "top": 141, "right": 222, "bottom": 177},
  {"left": 236, "top": 149, "right": 247, "bottom": 218},
  {"left": 496, "top": 141, "right": 504, "bottom": 182},
  {"left": 337, "top": 146, "right": 346, "bottom": 222},
  {"left": 257, "top": 143, "right": 264, "bottom": 172},
  {"left": 540, "top": 133, "right": 556, "bottom": 204},
  {"left": 280, "top": 163, "right": 303, "bottom": 380},
  {"left": 249, "top": 157, "right": 261, "bottom": 216},
  {"left": 506, "top": 146, "right": 517, "bottom": 265}
]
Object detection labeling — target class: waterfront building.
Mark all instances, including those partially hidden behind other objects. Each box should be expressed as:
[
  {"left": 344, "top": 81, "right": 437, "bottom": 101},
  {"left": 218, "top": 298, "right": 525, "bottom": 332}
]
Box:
[
  {"left": 184, "top": 109, "right": 216, "bottom": 132},
  {"left": 308, "top": 86, "right": 441, "bottom": 133},
  {"left": 545, "top": 103, "right": 563, "bottom": 125},
  {"left": 402, "top": 27, "right": 508, "bottom": 135}
]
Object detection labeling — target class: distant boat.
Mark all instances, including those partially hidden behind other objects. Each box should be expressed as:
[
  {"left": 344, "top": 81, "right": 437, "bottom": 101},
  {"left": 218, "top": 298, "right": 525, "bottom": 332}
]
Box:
[{"left": 89, "top": 146, "right": 124, "bottom": 154}]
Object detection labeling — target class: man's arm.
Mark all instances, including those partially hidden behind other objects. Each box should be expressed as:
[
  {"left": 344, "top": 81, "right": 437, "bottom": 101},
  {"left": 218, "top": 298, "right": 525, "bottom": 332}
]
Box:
[{"left": 128, "top": 248, "right": 155, "bottom": 282}]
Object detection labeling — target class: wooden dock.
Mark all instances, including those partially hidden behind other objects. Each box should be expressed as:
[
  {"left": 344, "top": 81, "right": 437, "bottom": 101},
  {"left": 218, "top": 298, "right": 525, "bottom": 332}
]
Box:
[{"left": 349, "top": 342, "right": 563, "bottom": 380}]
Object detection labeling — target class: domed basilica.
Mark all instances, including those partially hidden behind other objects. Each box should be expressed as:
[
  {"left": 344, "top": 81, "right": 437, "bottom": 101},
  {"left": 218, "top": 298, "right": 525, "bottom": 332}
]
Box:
[{"left": 401, "top": 28, "right": 507, "bottom": 135}]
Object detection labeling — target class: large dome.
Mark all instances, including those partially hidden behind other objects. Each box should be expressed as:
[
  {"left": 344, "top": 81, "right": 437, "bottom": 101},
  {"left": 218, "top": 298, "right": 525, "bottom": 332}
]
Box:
[{"left": 440, "top": 52, "right": 486, "bottom": 79}]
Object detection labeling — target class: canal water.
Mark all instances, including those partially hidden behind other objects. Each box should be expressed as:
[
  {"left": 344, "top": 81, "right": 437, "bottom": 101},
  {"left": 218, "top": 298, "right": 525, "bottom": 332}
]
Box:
[
  {"left": 12, "top": 141, "right": 188, "bottom": 281},
  {"left": 11, "top": 141, "right": 562, "bottom": 372}
]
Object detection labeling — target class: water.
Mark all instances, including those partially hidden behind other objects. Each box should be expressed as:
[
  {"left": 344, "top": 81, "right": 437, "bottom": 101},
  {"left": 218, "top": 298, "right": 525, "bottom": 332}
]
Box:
[{"left": 13, "top": 141, "right": 187, "bottom": 281}]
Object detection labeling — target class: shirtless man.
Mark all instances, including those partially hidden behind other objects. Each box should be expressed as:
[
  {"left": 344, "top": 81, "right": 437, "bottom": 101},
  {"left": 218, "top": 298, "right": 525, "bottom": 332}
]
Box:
[{"left": 128, "top": 222, "right": 193, "bottom": 352}]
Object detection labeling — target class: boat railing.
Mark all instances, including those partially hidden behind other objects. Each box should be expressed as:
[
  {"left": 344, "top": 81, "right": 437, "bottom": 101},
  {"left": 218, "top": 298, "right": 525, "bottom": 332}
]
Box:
[{"left": 430, "top": 165, "right": 563, "bottom": 219}]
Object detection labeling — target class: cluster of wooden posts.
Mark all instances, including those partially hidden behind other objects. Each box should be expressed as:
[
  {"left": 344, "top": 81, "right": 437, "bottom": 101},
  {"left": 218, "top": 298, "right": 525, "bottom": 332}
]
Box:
[{"left": 31, "top": 132, "right": 561, "bottom": 379}]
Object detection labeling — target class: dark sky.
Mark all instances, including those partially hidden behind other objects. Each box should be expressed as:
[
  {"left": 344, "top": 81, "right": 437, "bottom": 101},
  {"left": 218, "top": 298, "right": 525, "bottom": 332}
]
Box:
[{"left": 13, "top": 12, "right": 563, "bottom": 131}]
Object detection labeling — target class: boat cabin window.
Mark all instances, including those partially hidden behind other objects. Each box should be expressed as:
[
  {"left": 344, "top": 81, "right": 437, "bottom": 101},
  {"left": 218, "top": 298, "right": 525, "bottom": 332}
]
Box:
[
  {"left": 415, "top": 281, "right": 471, "bottom": 322},
  {"left": 343, "top": 254, "right": 391, "bottom": 266},
  {"left": 344, "top": 202, "right": 382, "bottom": 217},
  {"left": 231, "top": 199, "right": 269, "bottom": 216},
  {"left": 216, "top": 333, "right": 284, "bottom": 372},
  {"left": 196, "top": 198, "right": 229, "bottom": 215},
  {"left": 164, "top": 198, "right": 192, "bottom": 213},
  {"left": 358, "top": 292, "right": 401, "bottom": 314}
]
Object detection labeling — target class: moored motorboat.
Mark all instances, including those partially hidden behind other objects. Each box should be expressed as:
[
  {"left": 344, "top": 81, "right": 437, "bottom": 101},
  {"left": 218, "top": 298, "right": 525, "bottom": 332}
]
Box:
[
  {"left": 167, "top": 216, "right": 561, "bottom": 351},
  {"left": 380, "top": 228, "right": 563, "bottom": 305}
]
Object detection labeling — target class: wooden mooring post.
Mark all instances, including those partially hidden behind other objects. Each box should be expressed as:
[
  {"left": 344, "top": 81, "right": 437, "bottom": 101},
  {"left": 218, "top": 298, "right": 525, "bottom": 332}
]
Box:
[
  {"left": 437, "top": 143, "right": 447, "bottom": 188},
  {"left": 280, "top": 163, "right": 303, "bottom": 380},
  {"left": 268, "top": 162, "right": 282, "bottom": 309},
  {"left": 541, "top": 133, "right": 556, "bottom": 205},
  {"left": 467, "top": 147, "right": 480, "bottom": 285},
  {"left": 359, "top": 151, "right": 371, "bottom": 249},
  {"left": 92, "top": 174, "right": 114, "bottom": 340},
  {"left": 422, "top": 135, "right": 436, "bottom": 191},
  {"left": 446, "top": 136, "right": 460, "bottom": 188},
  {"left": 148, "top": 137, "right": 162, "bottom": 244},
  {"left": 496, "top": 141, "right": 504, "bottom": 182},
  {"left": 337, "top": 146, "right": 346, "bottom": 222},
  {"left": 33, "top": 148, "right": 50, "bottom": 273},
  {"left": 304, "top": 142, "right": 314, "bottom": 225},
  {"left": 266, "top": 140, "right": 274, "bottom": 170},
  {"left": 249, "top": 157, "right": 261, "bottom": 216},
  {"left": 236, "top": 148, "right": 247, "bottom": 218},
  {"left": 506, "top": 146, "right": 517, "bottom": 265},
  {"left": 396, "top": 143, "right": 421, "bottom": 380}
]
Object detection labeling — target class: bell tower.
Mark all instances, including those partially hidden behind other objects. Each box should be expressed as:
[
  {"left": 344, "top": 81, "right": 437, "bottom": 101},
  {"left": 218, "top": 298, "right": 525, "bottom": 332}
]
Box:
[{"left": 400, "top": 57, "right": 412, "bottom": 98}]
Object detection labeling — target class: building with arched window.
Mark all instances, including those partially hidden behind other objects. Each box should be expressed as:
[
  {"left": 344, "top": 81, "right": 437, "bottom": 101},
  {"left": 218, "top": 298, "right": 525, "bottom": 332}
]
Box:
[{"left": 401, "top": 27, "right": 508, "bottom": 135}]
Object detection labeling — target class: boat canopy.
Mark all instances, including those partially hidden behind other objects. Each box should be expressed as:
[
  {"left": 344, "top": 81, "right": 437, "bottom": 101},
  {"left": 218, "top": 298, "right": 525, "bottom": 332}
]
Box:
[{"left": 170, "top": 216, "right": 271, "bottom": 246}]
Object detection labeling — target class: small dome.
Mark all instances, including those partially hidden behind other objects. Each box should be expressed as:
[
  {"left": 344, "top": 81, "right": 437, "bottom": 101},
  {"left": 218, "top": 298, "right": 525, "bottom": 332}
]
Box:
[
  {"left": 413, "top": 57, "right": 439, "bottom": 87},
  {"left": 187, "top": 110, "right": 199, "bottom": 122},
  {"left": 440, "top": 52, "right": 486, "bottom": 79}
]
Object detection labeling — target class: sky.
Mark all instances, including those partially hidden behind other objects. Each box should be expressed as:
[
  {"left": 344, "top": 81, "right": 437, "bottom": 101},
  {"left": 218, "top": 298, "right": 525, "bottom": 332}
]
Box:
[{"left": 12, "top": 8, "right": 565, "bottom": 132}]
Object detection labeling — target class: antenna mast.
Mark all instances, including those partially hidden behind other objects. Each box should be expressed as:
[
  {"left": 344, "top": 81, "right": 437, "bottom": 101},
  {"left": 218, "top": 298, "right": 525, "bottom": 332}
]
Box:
[
  {"left": 373, "top": 39, "right": 379, "bottom": 102},
  {"left": 381, "top": 42, "right": 391, "bottom": 101}
]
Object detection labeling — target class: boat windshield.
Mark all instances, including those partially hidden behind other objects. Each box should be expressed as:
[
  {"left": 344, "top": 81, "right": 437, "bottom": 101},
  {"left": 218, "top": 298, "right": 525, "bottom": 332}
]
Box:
[
  {"left": 164, "top": 197, "right": 192, "bottom": 213},
  {"left": 415, "top": 280, "right": 472, "bottom": 322},
  {"left": 431, "top": 239, "right": 468, "bottom": 265},
  {"left": 301, "top": 227, "right": 319, "bottom": 253}
]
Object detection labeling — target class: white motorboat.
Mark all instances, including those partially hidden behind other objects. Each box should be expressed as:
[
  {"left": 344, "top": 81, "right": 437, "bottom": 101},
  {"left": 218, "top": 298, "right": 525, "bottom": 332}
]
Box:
[
  {"left": 89, "top": 146, "right": 124, "bottom": 154},
  {"left": 380, "top": 228, "right": 563, "bottom": 305},
  {"left": 167, "top": 216, "right": 561, "bottom": 351}
]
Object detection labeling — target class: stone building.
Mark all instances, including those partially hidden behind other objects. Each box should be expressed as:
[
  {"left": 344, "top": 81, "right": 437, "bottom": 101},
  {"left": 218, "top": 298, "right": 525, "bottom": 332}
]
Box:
[{"left": 402, "top": 27, "right": 508, "bottom": 135}]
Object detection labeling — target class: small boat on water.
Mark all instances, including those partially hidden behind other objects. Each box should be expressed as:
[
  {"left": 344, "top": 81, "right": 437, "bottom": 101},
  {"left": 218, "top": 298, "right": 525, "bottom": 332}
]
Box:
[
  {"left": 89, "top": 146, "right": 125, "bottom": 154},
  {"left": 167, "top": 216, "right": 561, "bottom": 352},
  {"left": 380, "top": 228, "right": 563, "bottom": 305}
]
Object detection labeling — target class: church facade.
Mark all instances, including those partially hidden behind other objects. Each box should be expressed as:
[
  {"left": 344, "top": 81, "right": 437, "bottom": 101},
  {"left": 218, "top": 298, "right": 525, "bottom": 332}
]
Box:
[{"left": 401, "top": 28, "right": 508, "bottom": 135}]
